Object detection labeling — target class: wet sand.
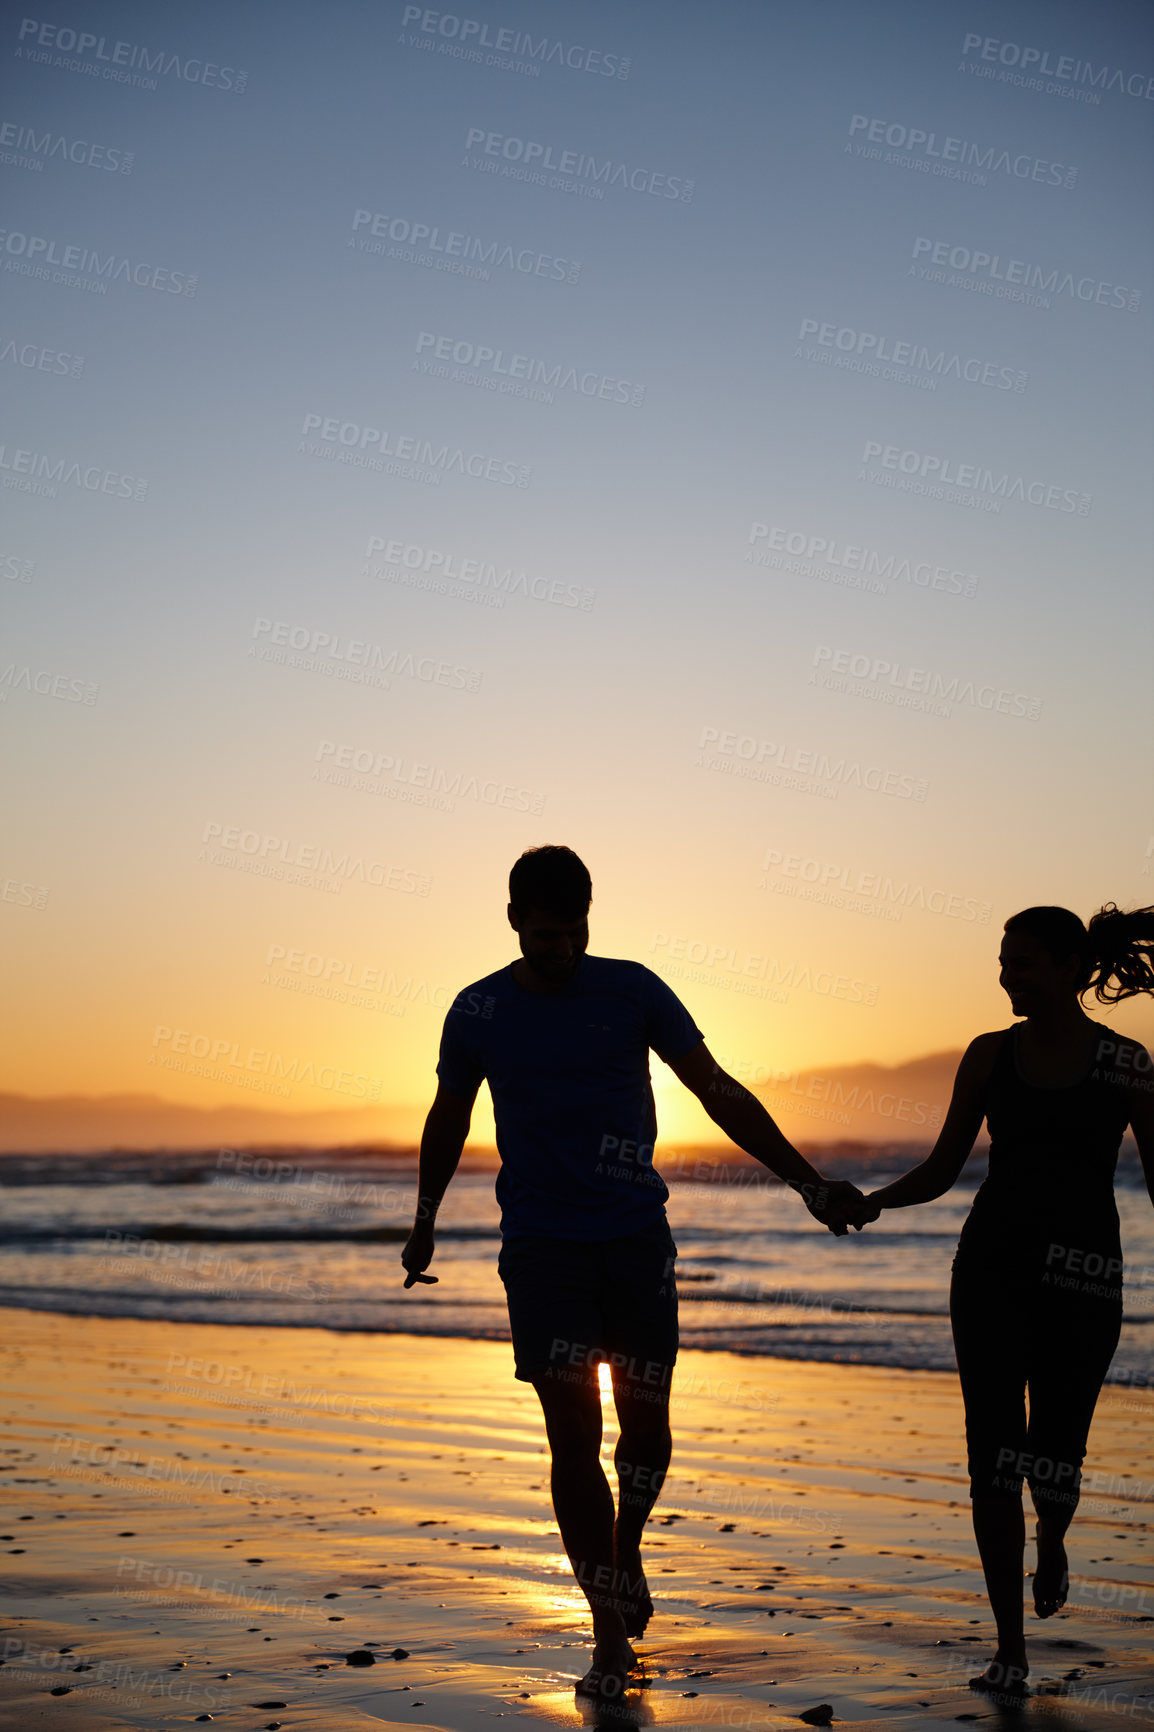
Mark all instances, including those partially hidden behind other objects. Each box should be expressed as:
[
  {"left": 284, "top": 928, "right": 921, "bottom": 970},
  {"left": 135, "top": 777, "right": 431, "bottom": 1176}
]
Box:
[{"left": 0, "top": 1306, "right": 1150, "bottom": 1730}]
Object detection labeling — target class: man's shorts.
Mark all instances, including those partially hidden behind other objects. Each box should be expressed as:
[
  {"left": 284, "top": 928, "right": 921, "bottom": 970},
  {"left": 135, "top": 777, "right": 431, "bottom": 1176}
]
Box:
[{"left": 497, "top": 1216, "right": 678, "bottom": 1392}]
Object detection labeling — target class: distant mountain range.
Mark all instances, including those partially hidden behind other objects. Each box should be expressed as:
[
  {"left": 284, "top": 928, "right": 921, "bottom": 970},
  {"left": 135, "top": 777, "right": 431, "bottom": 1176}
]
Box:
[
  {"left": 0, "top": 1050, "right": 966, "bottom": 1153},
  {"left": 0, "top": 1092, "right": 423, "bottom": 1154},
  {"left": 752, "top": 1048, "right": 963, "bottom": 1148}
]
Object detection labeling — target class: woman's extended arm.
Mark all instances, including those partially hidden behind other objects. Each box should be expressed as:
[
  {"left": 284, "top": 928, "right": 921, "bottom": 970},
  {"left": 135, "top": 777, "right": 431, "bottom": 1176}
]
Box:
[
  {"left": 866, "top": 1033, "right": 1000, "bottom": 1213},
  {"left": 1124, "top": 1045, "right": 1154, "bottom": 1210}
]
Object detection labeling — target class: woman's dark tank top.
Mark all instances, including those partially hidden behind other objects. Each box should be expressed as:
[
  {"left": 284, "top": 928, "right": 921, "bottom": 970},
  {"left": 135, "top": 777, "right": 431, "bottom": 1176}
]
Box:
[{"left": 956, "top": 1022, "right": 1131, "bottom": 1276}]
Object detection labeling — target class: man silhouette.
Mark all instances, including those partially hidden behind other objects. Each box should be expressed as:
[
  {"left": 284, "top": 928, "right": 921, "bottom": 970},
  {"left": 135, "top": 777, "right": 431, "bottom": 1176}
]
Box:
[{"left": 401, "top": 846, "right": 864, "bottom": 1695}]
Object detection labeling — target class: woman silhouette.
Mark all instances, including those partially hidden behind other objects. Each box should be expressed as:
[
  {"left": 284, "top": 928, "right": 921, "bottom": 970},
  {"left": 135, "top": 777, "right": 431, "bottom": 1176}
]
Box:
[{"left": 859, "top": 904, "right": 1154, "bottom": 1701}]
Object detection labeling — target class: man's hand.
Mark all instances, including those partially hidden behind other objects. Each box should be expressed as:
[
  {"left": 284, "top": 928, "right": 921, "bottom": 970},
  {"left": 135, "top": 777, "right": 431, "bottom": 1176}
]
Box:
[
  {"left": 791, "top": 1177, "right": 876, "bottom": 1235},
  {"left": 819, "top": 1183, "right": 882, "bottom": 1233},
  {"left": 850, "top": 1192, "right": 883, "bottom": 1230},
  {"left": 401, "top": 1218, "right": 438, "bottom": 1288}
]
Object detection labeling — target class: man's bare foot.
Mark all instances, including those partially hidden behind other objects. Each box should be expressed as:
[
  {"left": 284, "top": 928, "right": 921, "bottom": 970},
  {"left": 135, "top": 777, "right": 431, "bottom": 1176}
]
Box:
[
  {"left": 576, "top": 1632, "right": 637, "bottom": 1698},
  {"left": 969, "top": 1652, "right": 1029, "bottom": 1705},
  {"left": 1033, "top": 1521, "right": 1069, "bottom": 1618},
  {"left": 612, "top": 1542, "right": 653, "bottom": 1639}
]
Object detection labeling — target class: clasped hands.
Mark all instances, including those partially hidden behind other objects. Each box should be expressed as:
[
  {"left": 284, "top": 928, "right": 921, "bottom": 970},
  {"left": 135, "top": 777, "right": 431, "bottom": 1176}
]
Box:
[{"left": 791, "top": 1177, "right": 881, "bottom": 1236}]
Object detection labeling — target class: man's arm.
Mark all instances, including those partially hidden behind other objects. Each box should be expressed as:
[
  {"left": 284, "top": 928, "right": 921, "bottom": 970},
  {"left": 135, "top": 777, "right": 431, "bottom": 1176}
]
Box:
[
  {"left": 665, "top": 1041, "right": 865, "bottom": 1234},
  {"left": 401, "top": 1082, "right": 477, "bottom": 1288}
]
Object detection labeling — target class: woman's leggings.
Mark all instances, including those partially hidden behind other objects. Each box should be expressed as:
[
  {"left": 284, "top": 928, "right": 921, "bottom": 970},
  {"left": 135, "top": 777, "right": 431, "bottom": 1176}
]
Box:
[{"left": 950, "top": 1256, "right": 1122, "bottom": 1518}]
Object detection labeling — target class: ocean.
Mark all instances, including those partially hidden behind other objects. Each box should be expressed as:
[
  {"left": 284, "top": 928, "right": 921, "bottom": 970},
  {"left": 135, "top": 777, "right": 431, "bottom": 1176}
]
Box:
[{"left": 0, "top": 1147, "right": 1150, "bottom": 1387}]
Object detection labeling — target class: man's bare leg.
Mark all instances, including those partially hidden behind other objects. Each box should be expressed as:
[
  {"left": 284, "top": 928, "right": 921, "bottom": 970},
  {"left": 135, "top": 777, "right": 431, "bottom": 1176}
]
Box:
[
  {"left": 532, "top": 1372, "right": 636, "bottom": 1693},
  {"left": 611, "top": 1374, "right": 672, "bottom": 1637}
]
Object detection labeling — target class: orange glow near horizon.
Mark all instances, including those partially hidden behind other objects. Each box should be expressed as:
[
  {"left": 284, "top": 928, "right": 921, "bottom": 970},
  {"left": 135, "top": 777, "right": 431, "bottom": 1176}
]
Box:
[{"left": 4, "top": 881, "right": 1153, "bottom": 1146}]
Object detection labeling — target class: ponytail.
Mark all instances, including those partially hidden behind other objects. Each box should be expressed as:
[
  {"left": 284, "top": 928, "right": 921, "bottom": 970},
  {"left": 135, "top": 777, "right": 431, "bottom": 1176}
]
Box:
[
  {"left": 1084, "top": 902, "right": 1154, "bottom": 1003},
  {"left": 1003, "top": 903, "right": 1154, "bottom": 1003}
]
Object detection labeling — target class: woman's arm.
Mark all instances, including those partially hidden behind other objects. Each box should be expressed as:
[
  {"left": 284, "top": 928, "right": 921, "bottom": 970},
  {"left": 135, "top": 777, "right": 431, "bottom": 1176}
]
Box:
[
  {"left": 866, "top": 1033, "right": 1001, "bottom": 1212},
  {"left": 1123, "top": 1042, "right": 1154, "bottom": 1209}
]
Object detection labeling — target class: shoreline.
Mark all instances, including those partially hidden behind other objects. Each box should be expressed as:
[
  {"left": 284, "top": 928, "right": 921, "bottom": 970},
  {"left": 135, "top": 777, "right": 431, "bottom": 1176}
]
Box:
[{"left": 0, "top": 1286, "right": 1148, "bottom": 1394}]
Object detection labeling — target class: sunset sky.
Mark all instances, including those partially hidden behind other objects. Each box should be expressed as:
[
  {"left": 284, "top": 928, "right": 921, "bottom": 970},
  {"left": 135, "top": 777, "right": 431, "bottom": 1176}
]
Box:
[{"left": 3, "top": 0, "right": 1152, "bottom": 1146}]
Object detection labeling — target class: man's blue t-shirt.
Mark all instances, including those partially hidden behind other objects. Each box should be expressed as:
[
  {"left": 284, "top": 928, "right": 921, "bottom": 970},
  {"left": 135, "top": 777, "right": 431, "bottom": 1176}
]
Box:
[{"left": 435, "top": 954, "right": 704, "bottom": 1241}]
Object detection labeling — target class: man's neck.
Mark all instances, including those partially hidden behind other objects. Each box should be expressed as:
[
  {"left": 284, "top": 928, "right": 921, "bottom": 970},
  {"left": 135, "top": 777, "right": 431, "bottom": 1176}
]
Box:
[{"left": 511, "top": 958, "right": 580, "bottom": 994}]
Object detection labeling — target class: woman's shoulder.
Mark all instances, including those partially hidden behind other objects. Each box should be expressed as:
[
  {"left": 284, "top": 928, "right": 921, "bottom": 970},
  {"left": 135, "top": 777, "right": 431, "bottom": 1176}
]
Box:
[
  {"left": 963, "top": 1028, "right": 1013, "bottom": 1067},
  {"left": 951, "top": 1029, "right": 1013, "bottom": 1100}
]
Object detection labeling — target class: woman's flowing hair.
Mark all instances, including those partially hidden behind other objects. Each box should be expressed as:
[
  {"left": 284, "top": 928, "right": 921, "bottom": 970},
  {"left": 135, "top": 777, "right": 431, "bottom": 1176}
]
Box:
[{"left": 1004, "top": 903, "right": 1154, "bottom": 1003}]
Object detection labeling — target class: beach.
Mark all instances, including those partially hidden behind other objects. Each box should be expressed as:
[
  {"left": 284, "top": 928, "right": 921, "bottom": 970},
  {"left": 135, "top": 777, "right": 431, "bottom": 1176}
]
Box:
[{"left": 1, "top": 1307, "right": 1150, "bottom": 1731}]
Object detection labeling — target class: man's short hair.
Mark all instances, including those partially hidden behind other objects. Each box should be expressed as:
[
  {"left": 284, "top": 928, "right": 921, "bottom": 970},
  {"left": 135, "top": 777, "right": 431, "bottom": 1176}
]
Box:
[{"left": 509, "top": 846, "right": 592, "bottom": 919}]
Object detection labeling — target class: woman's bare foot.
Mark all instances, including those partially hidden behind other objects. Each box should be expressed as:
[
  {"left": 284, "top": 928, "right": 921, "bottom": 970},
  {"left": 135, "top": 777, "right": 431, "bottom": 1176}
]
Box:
[
  {"left": 612, "top": 1542, "right": 654, "bottom": 1639},
  {"left": 576, "top": 1630, "right": 637, "bottom": 1698},
  {"left": 1033, "top": 1521, "right": 1069, "bottom": 1617},
  {"left": 969, "top": 1651, "right": 1029, "bottom": 1705}
]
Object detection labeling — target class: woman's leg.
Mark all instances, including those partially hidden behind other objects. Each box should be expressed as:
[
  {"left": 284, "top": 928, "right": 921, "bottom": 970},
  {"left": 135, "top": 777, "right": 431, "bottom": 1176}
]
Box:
[
  {"left": 950, "top": 1261, "right": 1030, "bottom": 1689},
  {"left": 970, "top": 1496, "right": 1027, "bottom": 1685},
  {"left": 1025, "top": 1291, "right": 1123, "bottom": 1617}
]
